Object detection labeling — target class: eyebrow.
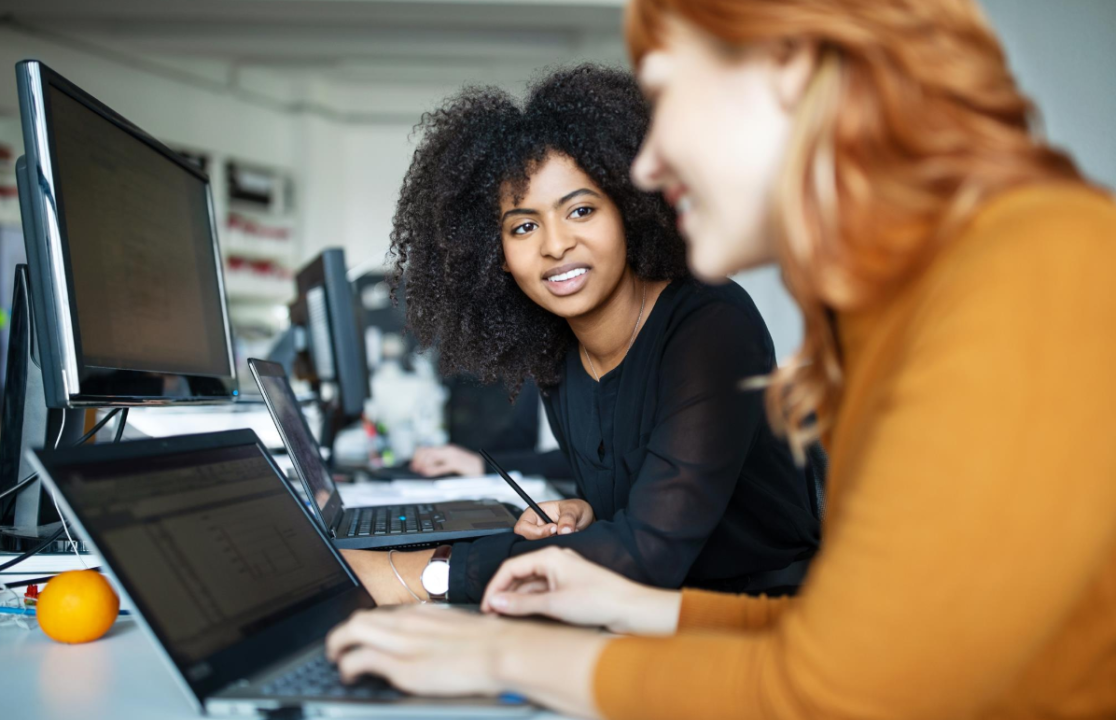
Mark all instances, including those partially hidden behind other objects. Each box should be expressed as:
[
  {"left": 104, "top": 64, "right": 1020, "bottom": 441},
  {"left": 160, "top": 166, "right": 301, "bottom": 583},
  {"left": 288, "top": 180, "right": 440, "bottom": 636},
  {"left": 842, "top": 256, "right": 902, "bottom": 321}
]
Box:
[{"left": 501, "top": 188, "right": 603, "bottom": 223}]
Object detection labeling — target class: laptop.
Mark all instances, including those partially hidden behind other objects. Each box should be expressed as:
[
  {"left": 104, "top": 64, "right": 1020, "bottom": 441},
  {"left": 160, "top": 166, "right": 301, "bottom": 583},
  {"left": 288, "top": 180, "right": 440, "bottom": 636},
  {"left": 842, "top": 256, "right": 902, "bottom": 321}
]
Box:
[
  {"left": 248, "top": 358, "right": 518, "bottom": 549},
  {"left": 30, "top": 430, "right": 533, "bottom": 718}
]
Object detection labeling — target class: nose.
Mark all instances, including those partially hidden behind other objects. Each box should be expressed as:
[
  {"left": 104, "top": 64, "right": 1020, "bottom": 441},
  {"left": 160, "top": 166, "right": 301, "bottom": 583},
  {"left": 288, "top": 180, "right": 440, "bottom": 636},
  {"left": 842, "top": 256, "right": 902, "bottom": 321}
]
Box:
[
  {"left": 540, "top": 224, "right": 577, "bottom": 260},
  {"left": 631, "top": 134, "right": 664, "bottom": 192}
]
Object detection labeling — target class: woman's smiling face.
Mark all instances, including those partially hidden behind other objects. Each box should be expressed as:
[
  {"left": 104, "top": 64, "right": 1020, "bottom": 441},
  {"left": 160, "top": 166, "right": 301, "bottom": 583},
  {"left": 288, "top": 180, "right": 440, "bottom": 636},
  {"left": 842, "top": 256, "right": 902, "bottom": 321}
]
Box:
[
  {"left": 630, "top": 17, "right": 812, "bottom": 280},
  {"left": 500, "top": 152, "right": 630, "bottom": 319}
]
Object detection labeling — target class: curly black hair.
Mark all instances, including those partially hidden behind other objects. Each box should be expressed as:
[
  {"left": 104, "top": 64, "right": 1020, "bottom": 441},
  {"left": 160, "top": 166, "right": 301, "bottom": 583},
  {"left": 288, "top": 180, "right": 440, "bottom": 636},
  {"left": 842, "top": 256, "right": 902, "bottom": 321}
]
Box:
[{"left": 388, "top": 64, "right": 688, "bottom": 395}]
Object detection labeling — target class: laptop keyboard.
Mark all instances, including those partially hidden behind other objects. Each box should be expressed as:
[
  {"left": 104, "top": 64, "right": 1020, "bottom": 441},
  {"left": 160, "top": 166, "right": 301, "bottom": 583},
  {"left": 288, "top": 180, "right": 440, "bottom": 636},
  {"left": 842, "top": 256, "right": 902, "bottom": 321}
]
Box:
[
  {"left": 261, "top": 653, "right": 401, "bottom": 700},
  {"left": 347, "top": 504, "right": 446, "bottom": 538}
]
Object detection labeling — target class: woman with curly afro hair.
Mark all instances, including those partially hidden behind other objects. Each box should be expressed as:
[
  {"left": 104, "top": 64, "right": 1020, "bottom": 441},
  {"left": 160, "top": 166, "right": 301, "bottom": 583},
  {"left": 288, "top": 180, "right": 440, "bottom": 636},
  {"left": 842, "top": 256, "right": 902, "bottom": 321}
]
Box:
[{"left": 340, "top": 64, "right": 819, "bottom": 607}]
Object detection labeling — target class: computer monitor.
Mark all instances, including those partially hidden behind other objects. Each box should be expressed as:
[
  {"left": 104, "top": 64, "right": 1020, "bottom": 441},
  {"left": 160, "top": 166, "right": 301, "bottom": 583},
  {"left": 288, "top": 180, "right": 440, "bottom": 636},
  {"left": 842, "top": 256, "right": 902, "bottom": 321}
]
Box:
[
  {"left": 14, "top": 60, "right": 236, "bottom": 408},
  {"left": 1, "top": 61, "right": 237, "bottom": 542},
  {"left": 290, "top": 248, "right": 367, "bottom": 456}
]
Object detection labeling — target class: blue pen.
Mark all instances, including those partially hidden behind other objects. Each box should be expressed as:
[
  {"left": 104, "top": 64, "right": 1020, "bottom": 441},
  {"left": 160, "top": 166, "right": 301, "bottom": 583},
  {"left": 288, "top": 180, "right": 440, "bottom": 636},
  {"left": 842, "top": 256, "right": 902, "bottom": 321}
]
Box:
[{"left": 0, "top": 606, "right": 131, "bottom": 616}]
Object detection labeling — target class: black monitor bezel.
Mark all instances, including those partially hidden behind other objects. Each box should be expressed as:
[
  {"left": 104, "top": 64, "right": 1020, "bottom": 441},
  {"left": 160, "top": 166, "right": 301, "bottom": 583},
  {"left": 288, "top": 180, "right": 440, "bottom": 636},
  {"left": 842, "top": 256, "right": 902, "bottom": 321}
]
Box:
[
  {"left": 31, "top": 429, "right": 375, "bottom": 705},
  {"left": 16, "top": 60, "right": 237, "bottom": 407},
  {"left": 294, "top": 249, "right": 368, "bottom": 419}
]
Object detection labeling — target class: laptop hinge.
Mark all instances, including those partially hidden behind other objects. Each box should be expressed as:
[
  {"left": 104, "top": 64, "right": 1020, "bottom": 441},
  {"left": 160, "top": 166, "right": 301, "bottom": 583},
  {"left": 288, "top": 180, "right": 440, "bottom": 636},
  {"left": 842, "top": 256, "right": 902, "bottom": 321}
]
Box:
[{"left": 330, "top": 509, "right": 347, "bottom": 537}]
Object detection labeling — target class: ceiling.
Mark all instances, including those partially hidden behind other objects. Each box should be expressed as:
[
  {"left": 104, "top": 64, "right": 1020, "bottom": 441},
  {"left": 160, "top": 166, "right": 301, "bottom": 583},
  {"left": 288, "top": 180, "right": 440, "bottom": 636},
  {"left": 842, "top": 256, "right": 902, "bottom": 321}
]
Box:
[{"left": 0, "top": 0, "right": 631, "bottom": 117}]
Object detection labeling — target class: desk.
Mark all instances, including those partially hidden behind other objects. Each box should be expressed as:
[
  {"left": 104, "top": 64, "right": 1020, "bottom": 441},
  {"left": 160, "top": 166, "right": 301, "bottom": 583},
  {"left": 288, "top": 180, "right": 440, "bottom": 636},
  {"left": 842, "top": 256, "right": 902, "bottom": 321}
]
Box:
[
  {"left": 2, "top": 410, "right": 574, "bottom": 717},
  {"left": 0, "top": 619, "right": 572, "bottom": 720}
]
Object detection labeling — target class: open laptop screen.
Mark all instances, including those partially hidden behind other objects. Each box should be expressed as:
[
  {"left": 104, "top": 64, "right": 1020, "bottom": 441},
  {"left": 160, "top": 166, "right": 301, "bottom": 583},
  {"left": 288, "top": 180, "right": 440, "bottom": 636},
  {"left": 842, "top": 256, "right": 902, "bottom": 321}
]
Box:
[
  {"left": 250, "top": 359, "right": 342, "bottom": 530},
  {"left": 39, "top": 439, "right": 354, "bottom": 667}
]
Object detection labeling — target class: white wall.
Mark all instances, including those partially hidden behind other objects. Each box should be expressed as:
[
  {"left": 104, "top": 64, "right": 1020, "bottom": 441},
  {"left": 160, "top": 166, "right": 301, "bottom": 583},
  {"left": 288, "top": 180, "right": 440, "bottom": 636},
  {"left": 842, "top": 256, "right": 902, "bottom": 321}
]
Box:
[
  {"left": 0, "top": 28, "right": 299, "bottom": 170},
  {"left": 295, "top": 119, "right": 421, "bottom": 273},
  {"left": 979, "top": 0, "right": 1116, "bottom": 190},
  {"left": 295, "top": 115, "right": 346, "bottom": 266},
  {"left": 731, "top": 267, "right": 802, "bottom": 363},
  {"left": 735, "top": 0, "right": 1116, "bottom": 362},
  {"left": 0, "top": 25, "right": 303, "bottom": 277},
  {"left": 338, "top": 123, "right": 417, "bottom": 271},
  {"left": 0, "top": 26, "right": 431, "bottom": 285}
]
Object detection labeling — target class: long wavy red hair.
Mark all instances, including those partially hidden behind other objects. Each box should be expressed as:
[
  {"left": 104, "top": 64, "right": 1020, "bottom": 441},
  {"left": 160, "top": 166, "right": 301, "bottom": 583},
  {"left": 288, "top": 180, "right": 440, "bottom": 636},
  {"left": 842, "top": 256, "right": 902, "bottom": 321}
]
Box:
[{"left": 627, "top": 0, "right": 1087, "bottom": 456}]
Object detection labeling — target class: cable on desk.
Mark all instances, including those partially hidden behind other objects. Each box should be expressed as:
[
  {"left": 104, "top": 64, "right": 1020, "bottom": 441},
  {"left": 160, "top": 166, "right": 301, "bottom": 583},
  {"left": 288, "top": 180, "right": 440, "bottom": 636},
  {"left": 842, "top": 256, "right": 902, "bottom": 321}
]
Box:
[
  {"left": 57, "top": 409, "right": 128, "bottom": 563},
  {"left": 4, "top": 411, "right": 129, "bottom": 502},
  {"left": 48, "top": 487, "right": 85, "bottom": 567},
  {"left": 0, "top": 410, "right": 131, "bottom": 573},
  {"left": 0, "top": 568, "right": 102, "bottom": 589},
  {"left": 0, "top": 526, "right": 66, "bottom": 573}
]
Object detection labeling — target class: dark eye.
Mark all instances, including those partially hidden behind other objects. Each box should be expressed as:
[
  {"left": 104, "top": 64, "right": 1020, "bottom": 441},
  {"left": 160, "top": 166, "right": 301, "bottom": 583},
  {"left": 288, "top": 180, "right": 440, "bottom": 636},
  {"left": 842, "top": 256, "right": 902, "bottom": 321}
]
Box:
[
  {"left": 570, "top": 206, "right": 595, "bottom": 219},
  {"left": 512, "top": 222, "right": 538, "bottom": 236}
]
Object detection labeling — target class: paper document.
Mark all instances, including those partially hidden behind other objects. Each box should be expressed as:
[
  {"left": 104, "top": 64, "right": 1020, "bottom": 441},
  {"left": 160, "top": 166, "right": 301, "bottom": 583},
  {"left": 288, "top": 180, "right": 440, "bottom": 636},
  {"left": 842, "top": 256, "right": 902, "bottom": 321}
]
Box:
[{"left": 338, "top": 474, "right": 562, "bottom": 512}]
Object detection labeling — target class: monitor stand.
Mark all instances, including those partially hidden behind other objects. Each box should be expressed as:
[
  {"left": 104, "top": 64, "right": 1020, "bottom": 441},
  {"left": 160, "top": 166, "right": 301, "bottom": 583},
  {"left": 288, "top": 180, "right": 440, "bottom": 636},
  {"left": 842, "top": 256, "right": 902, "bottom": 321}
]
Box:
[
  {"left": 0, "top": 264, "right": 85, "bottom": 553},
  {"left": 318, "top": 395, "right": 347, "bottom": 471}
]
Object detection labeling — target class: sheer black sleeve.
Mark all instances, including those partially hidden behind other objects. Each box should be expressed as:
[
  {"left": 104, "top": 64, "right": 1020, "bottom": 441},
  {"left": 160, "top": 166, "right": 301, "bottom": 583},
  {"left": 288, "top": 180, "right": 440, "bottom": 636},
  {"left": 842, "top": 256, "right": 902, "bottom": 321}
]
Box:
[{"left": 449, "top": 299, "right": 778, "bottom": 603}]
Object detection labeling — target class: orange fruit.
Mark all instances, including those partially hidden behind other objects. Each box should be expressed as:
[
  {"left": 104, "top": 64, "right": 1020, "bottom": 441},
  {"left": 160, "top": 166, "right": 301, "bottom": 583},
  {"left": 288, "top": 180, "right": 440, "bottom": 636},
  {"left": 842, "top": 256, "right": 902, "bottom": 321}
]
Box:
[{"left": 36, "top": 570, "right": 120, "bottom": 644}]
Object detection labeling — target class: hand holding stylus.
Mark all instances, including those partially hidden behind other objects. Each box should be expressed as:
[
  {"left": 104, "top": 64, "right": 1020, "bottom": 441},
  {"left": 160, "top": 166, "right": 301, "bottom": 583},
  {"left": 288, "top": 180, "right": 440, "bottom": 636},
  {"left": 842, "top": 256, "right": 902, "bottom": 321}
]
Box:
[
  {"left": 478, "top": 449, "right": 594, "bottom": 538},
  {"left": 513, "top": 499, "right": 595, "bottom": 539},
  {"left": 478, "top": 448, "right": 555, "bottom": 524}
]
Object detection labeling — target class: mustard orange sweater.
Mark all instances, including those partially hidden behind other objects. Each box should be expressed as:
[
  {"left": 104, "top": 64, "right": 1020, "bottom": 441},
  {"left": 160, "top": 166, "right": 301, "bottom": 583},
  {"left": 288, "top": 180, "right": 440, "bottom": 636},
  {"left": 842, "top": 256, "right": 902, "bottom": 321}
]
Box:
[{"left": 593, "top": 185, "right": 1116, "bottom": 719}]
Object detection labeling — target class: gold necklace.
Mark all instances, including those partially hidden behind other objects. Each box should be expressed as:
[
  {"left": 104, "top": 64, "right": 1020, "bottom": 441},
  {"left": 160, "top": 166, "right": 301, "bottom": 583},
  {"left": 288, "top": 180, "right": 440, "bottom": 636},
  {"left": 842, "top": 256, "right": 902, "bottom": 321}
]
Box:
[{"left": 582, "top": 282, "right": 647, "bottom": 382}]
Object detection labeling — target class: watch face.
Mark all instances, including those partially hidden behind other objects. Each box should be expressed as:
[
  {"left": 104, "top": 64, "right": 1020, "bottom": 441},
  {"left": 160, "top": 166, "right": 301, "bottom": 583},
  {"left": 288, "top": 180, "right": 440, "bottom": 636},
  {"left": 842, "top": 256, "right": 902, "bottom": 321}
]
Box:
[{"left": 421, "top": 561, "right": 450, "bottom": 597}]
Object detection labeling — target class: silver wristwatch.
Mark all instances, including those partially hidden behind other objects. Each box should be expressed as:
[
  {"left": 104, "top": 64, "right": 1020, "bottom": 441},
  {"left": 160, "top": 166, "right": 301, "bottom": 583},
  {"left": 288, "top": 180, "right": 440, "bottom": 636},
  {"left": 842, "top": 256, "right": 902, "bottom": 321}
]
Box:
[{"left": 419, "top": 545, "right": 452, "bottom": 602}]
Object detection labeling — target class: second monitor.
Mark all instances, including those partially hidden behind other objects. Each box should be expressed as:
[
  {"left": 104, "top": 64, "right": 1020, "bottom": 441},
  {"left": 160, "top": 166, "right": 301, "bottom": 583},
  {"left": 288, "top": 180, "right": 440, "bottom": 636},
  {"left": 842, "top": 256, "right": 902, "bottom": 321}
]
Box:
[{"left": 288, "top": 248, "right": 368, "bottom": 459}]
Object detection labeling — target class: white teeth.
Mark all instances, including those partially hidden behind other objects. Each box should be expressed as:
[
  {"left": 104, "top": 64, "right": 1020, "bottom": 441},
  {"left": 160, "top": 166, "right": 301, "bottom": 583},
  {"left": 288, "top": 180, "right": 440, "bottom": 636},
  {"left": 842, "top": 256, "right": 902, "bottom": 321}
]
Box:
[
  {"left": 676, "top": 195, "right": 693, "bottom": 214},
  {"left": 548, "top": 268, "right": 588, "bottom": 282}
]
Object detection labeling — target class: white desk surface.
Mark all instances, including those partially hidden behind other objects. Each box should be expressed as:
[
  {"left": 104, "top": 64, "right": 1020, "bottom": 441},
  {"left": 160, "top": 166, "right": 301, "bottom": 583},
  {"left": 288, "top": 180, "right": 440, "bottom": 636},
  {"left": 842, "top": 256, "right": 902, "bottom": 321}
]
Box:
[
  {"left": 2, "top": 408, "right": 574, "bottom": 718},
  {"left": 0, "top": 619, "right": 571, "bottom": 720}
]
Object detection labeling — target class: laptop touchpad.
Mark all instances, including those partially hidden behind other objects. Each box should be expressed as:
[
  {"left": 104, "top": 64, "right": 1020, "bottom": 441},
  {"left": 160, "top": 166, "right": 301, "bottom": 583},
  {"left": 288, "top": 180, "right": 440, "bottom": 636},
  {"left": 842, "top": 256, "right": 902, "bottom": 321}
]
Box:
[{"left": 446, "top": 508, "right": 508, "bottom": 527}]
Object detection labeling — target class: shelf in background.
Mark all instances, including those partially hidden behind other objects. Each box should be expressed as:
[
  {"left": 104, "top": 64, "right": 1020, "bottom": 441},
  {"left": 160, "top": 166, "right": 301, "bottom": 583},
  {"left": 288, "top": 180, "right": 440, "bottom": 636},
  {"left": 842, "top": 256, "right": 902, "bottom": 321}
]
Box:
[{"left": 224, "top": 269, "right": 295, "bottom": 303}]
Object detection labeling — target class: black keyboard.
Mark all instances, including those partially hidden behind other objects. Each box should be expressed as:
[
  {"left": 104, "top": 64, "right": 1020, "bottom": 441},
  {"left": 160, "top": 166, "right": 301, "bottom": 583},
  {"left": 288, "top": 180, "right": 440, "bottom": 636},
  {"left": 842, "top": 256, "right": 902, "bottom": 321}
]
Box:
[
  {"left": 261, "top": 653, "right": 400, "bottom": 700},
  {"left": 345, "top": 504, "right": 446, "bottom": 538}
]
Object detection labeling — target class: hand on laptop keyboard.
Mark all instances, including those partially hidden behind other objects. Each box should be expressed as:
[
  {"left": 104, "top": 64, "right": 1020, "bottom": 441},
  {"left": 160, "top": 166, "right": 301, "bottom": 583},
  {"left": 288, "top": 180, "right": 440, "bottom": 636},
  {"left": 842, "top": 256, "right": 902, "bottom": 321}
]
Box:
[{"left": 261, "top": 653, "right": 402, "bottom": 700}]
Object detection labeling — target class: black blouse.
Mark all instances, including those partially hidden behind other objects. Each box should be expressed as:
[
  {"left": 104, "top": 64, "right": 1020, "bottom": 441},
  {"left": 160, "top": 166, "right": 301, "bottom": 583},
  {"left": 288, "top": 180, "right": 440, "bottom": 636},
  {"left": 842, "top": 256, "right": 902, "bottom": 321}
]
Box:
[{"left": 448, "top": 279, "right": 820, "bottom": 603}]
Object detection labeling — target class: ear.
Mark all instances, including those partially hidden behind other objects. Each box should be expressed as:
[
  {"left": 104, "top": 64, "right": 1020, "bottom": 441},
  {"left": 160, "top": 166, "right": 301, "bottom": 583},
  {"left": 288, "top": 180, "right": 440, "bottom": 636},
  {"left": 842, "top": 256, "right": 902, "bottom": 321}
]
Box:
[{"left": 771, "top": 40, "right": 820, "bottom": 112}]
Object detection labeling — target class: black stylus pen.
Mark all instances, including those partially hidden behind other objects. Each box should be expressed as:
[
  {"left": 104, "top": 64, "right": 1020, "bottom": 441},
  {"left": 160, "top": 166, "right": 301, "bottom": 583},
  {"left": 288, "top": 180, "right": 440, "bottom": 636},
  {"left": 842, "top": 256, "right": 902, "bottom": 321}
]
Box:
[{"left": 478, "top": 448, "right": 555, "bottom": 525}]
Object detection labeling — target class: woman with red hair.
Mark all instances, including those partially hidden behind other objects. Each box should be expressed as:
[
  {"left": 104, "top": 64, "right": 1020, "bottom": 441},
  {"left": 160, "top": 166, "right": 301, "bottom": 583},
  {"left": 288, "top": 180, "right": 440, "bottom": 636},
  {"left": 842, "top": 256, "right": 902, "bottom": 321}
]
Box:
[{"left": 325, "top": 1, "right": 1116, "bottom": 717}]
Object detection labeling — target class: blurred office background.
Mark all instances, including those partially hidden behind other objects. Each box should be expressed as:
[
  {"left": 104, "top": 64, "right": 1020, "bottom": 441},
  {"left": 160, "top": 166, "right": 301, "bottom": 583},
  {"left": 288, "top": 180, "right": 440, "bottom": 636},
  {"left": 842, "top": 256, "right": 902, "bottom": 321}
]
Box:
[{"left": 0, "top": 0, "right": 1113, "bottom": 446}]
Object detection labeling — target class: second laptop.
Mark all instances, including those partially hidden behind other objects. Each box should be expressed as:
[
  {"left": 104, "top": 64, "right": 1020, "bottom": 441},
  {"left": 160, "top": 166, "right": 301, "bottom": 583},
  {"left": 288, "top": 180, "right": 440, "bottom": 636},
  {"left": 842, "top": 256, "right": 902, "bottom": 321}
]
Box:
[{"left": 249, "top": 358, "right": 518, "bottom": 549}]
